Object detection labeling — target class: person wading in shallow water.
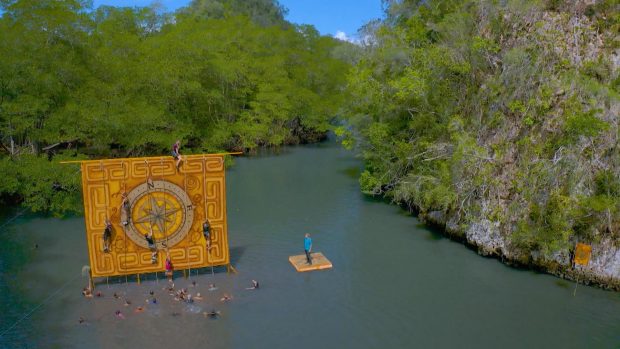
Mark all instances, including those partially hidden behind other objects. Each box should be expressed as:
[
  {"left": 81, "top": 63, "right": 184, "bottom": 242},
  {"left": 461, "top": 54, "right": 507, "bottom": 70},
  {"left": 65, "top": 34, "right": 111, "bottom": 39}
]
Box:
[{"left": 304, "top": 233, "right": 313, "bottom": 265}]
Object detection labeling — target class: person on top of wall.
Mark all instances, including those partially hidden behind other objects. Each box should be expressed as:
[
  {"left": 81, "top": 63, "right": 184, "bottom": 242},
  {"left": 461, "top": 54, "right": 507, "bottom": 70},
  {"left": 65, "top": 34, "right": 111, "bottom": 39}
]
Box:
[{"left": 171, "top": 140, "right": 182, "bottom": 170}]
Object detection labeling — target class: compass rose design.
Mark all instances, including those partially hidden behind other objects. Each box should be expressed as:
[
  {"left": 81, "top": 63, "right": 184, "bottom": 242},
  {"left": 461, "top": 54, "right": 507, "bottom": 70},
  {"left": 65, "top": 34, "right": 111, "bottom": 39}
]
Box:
[
  {"left": 135, "top": 196, "right": 181, "bottom": 233},
  {"left": 124, "top": 180, "right": 195, "bottom": 249}
]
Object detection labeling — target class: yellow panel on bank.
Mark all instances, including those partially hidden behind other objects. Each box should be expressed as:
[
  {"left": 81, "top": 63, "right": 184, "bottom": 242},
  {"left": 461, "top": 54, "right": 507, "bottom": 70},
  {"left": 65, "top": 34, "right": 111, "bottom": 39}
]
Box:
[{"left": 75, "top": 154, "right": 236, "bottom": 278}]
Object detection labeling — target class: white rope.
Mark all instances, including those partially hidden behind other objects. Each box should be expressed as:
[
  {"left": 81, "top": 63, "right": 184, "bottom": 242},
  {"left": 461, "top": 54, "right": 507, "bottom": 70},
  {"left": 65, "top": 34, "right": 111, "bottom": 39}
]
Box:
[
  {"left": 0, "top": 208, "right": 29, "bottom": 233},
  {"left": 202, "top": 156, "right": 214, "bottom": 277},
  {"left": 122, "top": 161, "right": 127, "bottom": 273},
  {"left": 183, "top": 168, "right": 191, "bottom": 278},
  {"left": 160, "top": 157, "right": 168, "bottom": 248}
]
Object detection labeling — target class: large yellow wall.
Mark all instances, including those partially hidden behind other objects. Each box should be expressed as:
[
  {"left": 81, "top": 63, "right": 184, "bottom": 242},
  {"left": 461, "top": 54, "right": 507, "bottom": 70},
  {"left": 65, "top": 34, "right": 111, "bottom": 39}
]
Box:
[{"left": 80, "top": 155, "right": 230, "bottom": 277}]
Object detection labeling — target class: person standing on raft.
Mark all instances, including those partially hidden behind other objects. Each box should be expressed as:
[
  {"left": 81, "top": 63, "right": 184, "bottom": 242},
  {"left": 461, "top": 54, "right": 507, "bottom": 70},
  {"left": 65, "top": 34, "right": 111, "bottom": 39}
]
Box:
[
  {"left": 304, "top": 233, "right": 312, "bottom": 265},
  {"left": 171, "top": 140, "right": 182, "bottom": 170}
]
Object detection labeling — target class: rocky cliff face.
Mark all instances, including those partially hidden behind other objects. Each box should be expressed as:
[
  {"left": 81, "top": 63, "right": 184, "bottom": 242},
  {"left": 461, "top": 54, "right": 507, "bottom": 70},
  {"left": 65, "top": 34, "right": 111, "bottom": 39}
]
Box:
[
  {"left": 427, "top": 5, "right": 620, "bottom": 290},
  {"left": 420, "top": 209, "right": 620, "bottom": 290},
  {"left": 346, "top": 0, "right": 620, "bottom": 290},
  {"left": 461, "top": 6, "right": 619, "bottom": 290}
]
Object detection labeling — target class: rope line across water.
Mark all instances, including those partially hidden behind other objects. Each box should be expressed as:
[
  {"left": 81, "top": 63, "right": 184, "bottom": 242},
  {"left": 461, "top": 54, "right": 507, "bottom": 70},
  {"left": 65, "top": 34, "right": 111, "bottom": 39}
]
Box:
[
  {"left": 0, "top": 208, "right": 29, "bottom": 234},
  {"left": 0, "top": 273, "right": 82, "bottom": 338}
]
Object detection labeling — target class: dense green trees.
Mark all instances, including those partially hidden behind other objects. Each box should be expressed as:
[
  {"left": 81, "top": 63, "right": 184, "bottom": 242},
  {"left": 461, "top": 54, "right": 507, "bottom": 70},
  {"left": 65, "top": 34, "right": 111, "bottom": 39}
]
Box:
[
  {"left": 2, "top": 0, "right": 617, "bottom": 263},
  {"left": 0, "top": 0, "right": 350, "bottom": 214},
  {"left": 177, "top": 0, "right": 289, "bottom": 26},
  {"left": 343, "top": 0, "right": 619, "bottom": 255}
]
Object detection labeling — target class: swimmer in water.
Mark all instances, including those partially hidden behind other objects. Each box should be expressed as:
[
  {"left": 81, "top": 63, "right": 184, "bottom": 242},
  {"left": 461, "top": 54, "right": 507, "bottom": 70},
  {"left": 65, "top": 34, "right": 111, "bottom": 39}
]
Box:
[
  {"left": 246, "top": 280, "right": 259, "bottom": 290},
  {"left": 208, "top": 283, "right": 217, "bottom": 291},
  {"left": 204, "top": 310, "right": 221, "bottom": 319},
  {"left": 135, "top": 306, "right": 144, "bottom": 313},
  {"left": 78, "top": 317, "right": 85, "bottom": 324},
  {"left": 194, "top": 293, "right": 203, "bottom": 300},
  {"left": 115, "top": 310, "right": 125, "bottom": 319},
  {"left": 124, "top": 300, "right": 131, "bottom": 306},
  {"left": 95, "top": 291, "right": 103, "bottom": 298},
  {"left": 220, "top": 294, "right": 233, "bottom": 302},
  {"left": 113, "top": 292, "right": 120, "bottom": 299}
]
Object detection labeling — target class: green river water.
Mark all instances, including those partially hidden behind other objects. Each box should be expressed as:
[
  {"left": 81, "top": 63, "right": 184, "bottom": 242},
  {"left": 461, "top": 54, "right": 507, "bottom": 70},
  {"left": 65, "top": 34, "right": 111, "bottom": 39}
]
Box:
[{"left": 0, "top": 141, "right": 619, "bottom": 348}]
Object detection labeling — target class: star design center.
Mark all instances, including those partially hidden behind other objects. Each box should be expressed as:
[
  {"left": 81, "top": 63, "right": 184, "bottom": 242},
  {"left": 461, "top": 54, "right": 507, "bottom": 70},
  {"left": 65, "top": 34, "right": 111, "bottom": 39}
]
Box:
[{"left": 135, "top": 195, "right": 181, "bottom": 233}]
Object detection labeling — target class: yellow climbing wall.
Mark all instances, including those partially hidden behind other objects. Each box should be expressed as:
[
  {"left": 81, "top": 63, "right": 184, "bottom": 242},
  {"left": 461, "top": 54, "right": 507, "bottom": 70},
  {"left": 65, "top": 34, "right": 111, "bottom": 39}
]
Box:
[{"left": 81, "top": 155, "right": 230, "bottom": 278}]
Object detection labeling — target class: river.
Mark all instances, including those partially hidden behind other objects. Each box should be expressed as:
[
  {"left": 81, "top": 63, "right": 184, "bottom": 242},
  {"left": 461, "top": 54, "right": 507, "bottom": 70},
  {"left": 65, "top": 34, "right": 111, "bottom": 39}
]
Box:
[{"left": 0, "top": 141, "right": 619, "bottom": 349}]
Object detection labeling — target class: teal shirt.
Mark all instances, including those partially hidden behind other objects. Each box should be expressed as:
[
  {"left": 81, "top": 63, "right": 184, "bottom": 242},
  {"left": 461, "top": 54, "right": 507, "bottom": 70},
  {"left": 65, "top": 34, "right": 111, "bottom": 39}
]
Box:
[{"left": 304, "top": 237, "right": 312, "bottom": 251}]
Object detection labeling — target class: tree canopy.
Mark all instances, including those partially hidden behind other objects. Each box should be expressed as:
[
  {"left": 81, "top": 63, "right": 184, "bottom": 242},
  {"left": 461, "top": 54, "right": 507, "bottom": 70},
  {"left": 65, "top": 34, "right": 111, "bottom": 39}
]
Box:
[{"left": 0, "top": 0, "right": 351, "bottom": 214}]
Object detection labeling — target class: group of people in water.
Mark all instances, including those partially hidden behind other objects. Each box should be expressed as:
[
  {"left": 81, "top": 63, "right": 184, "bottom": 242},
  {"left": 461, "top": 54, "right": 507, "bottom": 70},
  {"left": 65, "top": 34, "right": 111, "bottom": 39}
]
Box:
[{"left": 80, "top": 277, "right": 259, "bottom": 323}]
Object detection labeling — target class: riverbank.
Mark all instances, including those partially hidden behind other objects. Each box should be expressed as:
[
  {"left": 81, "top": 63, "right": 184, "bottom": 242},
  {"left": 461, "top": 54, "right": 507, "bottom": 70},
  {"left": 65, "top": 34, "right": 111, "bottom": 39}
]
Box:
[
  {"left": 415, "top": 208, "right": 620, "bottom": 291},
  {"left": 340, "top": 0, "right": 620, "bottom": 292}
]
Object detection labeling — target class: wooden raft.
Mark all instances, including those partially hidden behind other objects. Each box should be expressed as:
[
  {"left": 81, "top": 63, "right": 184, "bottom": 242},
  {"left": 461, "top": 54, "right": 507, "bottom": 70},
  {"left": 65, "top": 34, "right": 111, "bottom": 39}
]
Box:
[{"left": 289, "top": 252, "right": 332, "bottom": 272}]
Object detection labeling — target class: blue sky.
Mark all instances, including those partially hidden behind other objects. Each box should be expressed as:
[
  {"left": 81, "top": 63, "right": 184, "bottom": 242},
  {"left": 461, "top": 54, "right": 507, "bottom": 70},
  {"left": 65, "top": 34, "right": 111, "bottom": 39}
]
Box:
[
  {"left": 91, "top": 0, "right": 383, "bottom": 39},
  {"left": 279, "top": 0, "right": 383, "bottom": 39}
]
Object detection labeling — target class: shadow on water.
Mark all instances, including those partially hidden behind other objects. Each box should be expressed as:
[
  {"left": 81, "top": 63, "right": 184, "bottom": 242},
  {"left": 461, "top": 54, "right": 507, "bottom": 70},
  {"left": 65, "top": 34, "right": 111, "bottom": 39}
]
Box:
[
  {"left": 229, "top": 246, "right": 246, "bottom": 266},
  {"left": 555, "top": 280, "right": 571, "bottom": 289},
  {"left": 253, "top": 146, "right": 293, "bottom": 158},
  {"left": 248, "top": 138, "right": 340, "bottom": 158},
  {"left": 361, "top": 194, "right": 392, "bottom": 205},
  {"left": 422, "top": 224, "right": 446, "bottom": 242},
  {"left": 340, "top": 166, "right": 361, "bottom": 179}
]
